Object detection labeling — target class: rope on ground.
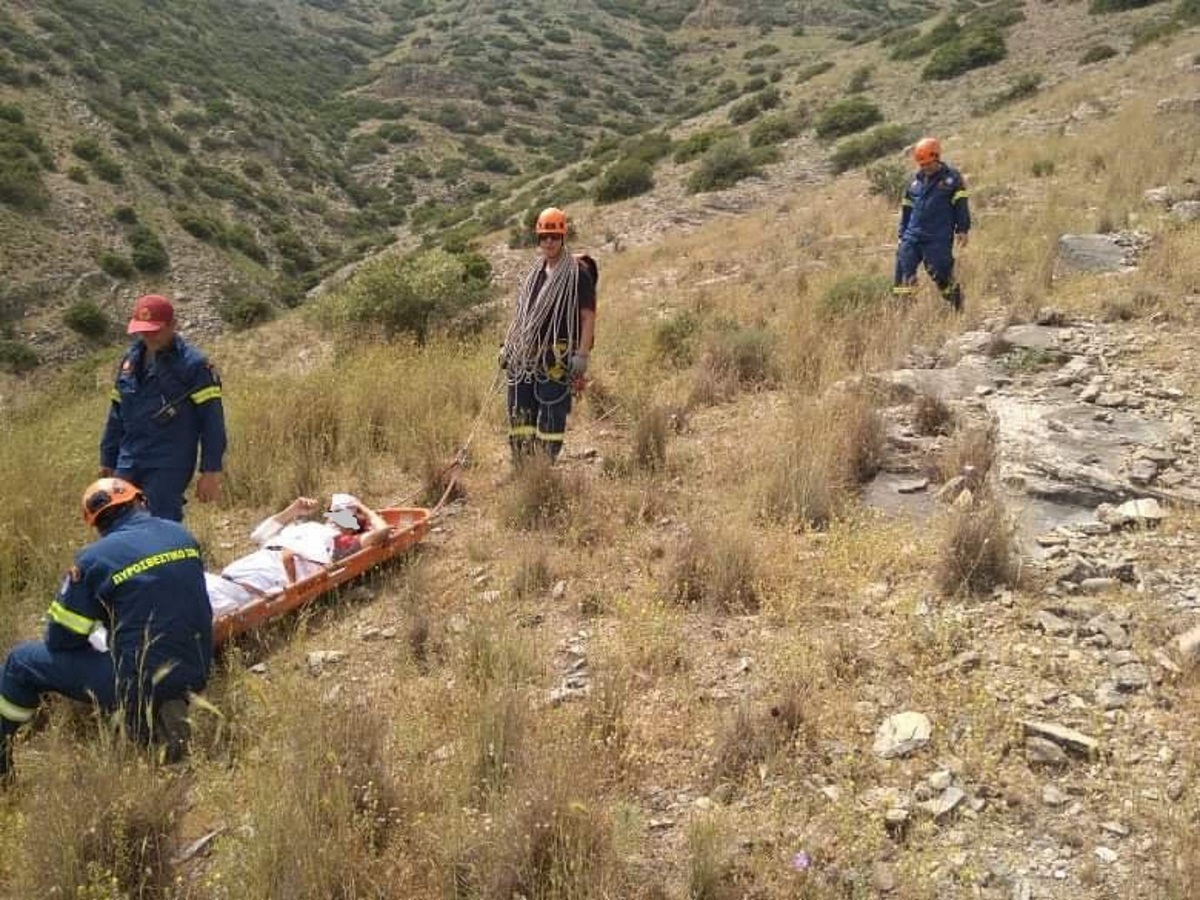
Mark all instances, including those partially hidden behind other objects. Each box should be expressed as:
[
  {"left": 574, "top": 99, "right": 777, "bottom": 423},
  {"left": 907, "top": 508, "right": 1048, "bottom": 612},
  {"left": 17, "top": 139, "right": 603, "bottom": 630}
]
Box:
[{"left": 389, "top": 368, "right": 505, "bottom": 517}]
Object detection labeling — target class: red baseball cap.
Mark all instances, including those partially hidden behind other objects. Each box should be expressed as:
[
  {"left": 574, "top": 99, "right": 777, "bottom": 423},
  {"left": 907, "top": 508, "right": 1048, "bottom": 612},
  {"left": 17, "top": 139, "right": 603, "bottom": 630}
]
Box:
[{"left": 127, "top": 294, "right": 175, "bottom": 334}]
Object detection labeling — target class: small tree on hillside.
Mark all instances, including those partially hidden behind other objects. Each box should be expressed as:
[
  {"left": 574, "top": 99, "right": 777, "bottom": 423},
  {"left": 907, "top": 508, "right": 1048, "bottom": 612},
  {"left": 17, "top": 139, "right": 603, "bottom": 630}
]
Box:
[{"left": 337, "top": 248, "right": 492, "bottom": 343}]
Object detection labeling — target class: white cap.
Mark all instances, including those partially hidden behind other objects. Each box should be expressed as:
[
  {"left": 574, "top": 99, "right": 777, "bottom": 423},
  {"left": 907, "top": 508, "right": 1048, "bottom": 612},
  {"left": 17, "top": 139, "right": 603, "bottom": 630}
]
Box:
[{"left": 327, "top": 492, "right": 360, "bottom": 513}]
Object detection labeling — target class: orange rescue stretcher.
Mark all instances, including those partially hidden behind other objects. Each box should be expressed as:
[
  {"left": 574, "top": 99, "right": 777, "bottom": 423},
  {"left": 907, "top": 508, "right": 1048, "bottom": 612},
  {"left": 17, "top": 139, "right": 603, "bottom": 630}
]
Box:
[{"left": 212, "top": 507, "right": 431, "bottom": 646}]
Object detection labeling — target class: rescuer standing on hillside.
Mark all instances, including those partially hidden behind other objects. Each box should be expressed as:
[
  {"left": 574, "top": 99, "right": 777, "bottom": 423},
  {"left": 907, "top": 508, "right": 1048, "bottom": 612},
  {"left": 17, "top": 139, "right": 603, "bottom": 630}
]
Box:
[
  {"left": 100, "top": 294, "right": 227, "bottom": 521},
  {"left": 893, "top": 137, "right": 971, "bottom": 311},
  {"left": 499, "top": 207, "right": 596, "bottom": 463}
]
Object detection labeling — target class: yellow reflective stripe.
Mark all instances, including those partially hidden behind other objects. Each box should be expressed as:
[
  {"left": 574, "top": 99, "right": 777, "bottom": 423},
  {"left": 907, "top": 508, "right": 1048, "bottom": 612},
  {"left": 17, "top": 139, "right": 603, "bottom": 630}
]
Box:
[
  {"left": 952, "top": 190, "right": 969, "bottom": 203},
  {"left": 47, "top": 600, "right": 96, "bottom": 636},
  {"left": 536, "top": 430, "right": 565, "bottom": 442},
  {"left": 110, "top": 547, "right": 201, "bottom": 586},
  {"left": 892, "top": 286, "right": 917, "bottom": 296},
  {"left": 509, "top": 425, "right": 536, "bottom": 438},
  {"left": 901, "top": 199, "right": 913, "bottom": 208},
  {"left": 190, "top": 386, "right": 222, "bottom": 405},
  {"left": 109, "top": 388, "right": 121, "bottom": 403},
  {"left": 0, "top": 695, "right": 35, "bottom": 723}
]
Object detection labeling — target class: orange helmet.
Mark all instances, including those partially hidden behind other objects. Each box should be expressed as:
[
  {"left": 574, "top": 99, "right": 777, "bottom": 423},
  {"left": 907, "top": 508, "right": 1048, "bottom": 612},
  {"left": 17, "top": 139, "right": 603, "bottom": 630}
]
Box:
[
  {"left": 913, "top": 137, "right": 941, "bottom": 166},
  {"left": 81, "top": 477, "right": 144, "bottom": 528},
  {"left": 535, "top": 206, "right": 568, "bottom": 236}
]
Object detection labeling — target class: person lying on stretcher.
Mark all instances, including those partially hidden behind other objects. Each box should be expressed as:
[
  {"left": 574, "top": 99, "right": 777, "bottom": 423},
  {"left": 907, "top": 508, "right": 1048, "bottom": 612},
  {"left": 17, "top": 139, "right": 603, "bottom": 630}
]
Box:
[{"left": 204, "top": 493, "right": 390, "bottom": 618}]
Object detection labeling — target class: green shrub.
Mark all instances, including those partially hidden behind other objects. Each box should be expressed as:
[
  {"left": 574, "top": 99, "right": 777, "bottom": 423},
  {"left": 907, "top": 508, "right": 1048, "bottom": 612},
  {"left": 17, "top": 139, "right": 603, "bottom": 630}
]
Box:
[
  {"left": 687, "top": 138, "right": 762, "bottom": 193},
  {"left": 66, "top": 165, "right": 88, "bottom": 184},
  {"left": 0, "top": 154, "right": 49, "bottom": 209},
  {"left": 1031, "top": 158, "right": 1056, "bottom": 177},
  {"left": 129, "top": 224, "right": 169, "bottom": 274},
  {"left": 70, "top": 134, "right": 103, "bottom": 162},
  {"left": 63, "top": 300, "right": 109, "bottom": 339},
  {"left": 673, "top": 128, "right": 733, "bottom": 164},
  {"left": 702, "top": 323, "right": 778, "bottom": 387},
  {"left": 112, "top": 205, "right": 139, "bottom": 224},
  {"left": 0, "top": 339, "right": 38, "bottom": 373},
  {"left": 890, "top": 17, "right": 961, "bottom": 60},
  {"left": 1089, "top": 0, "right": 1165, "bottom": 10},
  {"left": 175, "top": 207, "right": 224, "bottom": 242},
  {"left": 846, "top": 65, "right": 873, "bottom": 93},
  {"left": 0, "top": 110, "right": 51, "bottom": 209},
  {"left": 1079, "top": 43, "right": 1118, "bottom": 63},
  {"left": 225, "top": 222, "right": 267, "bottom": 263},
  {"left": 92, "top": 155, "right": 123, "bottom": 183},
  {"left": 866, "top": 161, "right": 910, "bottom": 204},
  {"left": 728, "top": 96, "right": 762, "bottom": 125},
  {"left": 215, "top": 290, "right": 275, "bottom": 329},
  {"left": 595, "top": 158, "right": 654, "bottom": 204},
  {"left": 622, "top": 131, "right": 673, "bottom": 165},
  {"left": 830, "top": 124, "right": 912, "bottom": 172},
  {"left": 820, "top": 274, "right": 892, "bottom": 318},
  {"left": 978, "top": 73, "right": 1042, "bottom": 111},
  {"left": 1180, "top": 0, "right": 1200, "bottom": 23},
  {"left": 1129, "top": 16, "right": 1182, "bottom": 47},
  {"left": 814, "top": 96, "right": 883, "bottom": 139},
  {"left": 97, "top": 251, "right": 134, "bottom": 279},
  {"left": 749, "top": 113, "right": 799, "bottom": 148},
  {"left": 334, "top": 247, "right": 492, "bottom": 342},
  {"left": 795, "top": 60, "right": 834, "bottom": 83},
  {"left": 653, "top": 310, "right": 701, "bottom": 365},
  {"left": 922, "top": 26, "right": 1007, "bottom": 80}
]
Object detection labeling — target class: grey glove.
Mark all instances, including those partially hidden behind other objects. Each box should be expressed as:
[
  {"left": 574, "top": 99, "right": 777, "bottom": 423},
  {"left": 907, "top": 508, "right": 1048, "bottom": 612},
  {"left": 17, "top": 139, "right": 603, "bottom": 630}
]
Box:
[{"left": 568, "top": 352, "right": 589, "bottom": 377}]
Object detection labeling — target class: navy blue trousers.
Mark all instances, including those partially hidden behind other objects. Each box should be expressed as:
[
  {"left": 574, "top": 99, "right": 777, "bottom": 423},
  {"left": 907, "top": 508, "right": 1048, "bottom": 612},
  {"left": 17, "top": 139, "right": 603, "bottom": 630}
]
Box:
[
  {"left": 116, "top": 467, "right": 193, "bottom": 521},
  {"left": 894, "top": 238, "right": 962, "bottom": 308},
  {"left": 0, "top": 640, "right": 191, "bottom": 745},
  {"left": 507, "top": 376, "right": 572, "bottom": 461}
]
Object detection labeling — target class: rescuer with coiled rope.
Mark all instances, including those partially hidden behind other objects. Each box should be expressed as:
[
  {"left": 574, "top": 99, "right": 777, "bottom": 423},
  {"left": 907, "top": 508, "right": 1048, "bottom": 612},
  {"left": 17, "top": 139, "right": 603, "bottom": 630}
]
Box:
[{"left": 499, "top": 206, "right": 596, "bottom": 463}]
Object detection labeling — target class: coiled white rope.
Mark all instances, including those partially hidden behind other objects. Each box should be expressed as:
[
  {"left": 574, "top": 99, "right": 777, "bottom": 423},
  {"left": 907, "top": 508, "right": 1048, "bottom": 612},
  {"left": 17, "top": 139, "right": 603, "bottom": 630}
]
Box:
[{"left": 501, "top": 249, "right": 580, "bottom": 384}]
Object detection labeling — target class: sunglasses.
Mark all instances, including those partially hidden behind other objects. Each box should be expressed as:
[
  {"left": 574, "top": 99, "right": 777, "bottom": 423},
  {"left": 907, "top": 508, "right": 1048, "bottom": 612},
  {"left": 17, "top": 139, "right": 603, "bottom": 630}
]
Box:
[{"left": 537, "top": 233, "right": 563, "bottom": 243}]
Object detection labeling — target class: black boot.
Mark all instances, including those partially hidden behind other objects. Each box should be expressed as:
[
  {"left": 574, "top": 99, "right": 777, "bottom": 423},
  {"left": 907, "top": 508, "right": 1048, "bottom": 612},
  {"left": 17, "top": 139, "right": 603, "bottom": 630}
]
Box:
[
  {"left": 943, "top": 283, "right": 964, "bottom": 312},
  {"left": 154, "top": 698, "right": 191, "bottom": 765}
]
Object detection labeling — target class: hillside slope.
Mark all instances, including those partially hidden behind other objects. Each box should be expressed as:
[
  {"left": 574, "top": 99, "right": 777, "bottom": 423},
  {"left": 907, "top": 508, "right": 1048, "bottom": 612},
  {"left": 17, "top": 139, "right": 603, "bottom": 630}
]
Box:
[{"left": 0, "top": 7, "right": 1198, "bottom": 899}]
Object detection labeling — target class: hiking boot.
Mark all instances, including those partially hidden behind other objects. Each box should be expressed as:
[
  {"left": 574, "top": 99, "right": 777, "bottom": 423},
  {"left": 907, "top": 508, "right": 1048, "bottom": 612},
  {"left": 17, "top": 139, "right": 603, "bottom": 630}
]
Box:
[{"left": 154, "top": 698, "right": 191, "bottom": 765}]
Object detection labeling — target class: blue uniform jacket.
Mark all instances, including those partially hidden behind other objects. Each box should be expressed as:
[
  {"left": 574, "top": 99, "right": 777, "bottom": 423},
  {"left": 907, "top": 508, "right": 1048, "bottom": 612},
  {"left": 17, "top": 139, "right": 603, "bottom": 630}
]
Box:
[
  {"left": 46, "top": 509, "right": 212, "bottom": 694},
  {"left": 899, "top": 162, "right": 971, "bottom": 243},
  {"left": 100, "top": 335, "right": 226, "bottom": 473}
]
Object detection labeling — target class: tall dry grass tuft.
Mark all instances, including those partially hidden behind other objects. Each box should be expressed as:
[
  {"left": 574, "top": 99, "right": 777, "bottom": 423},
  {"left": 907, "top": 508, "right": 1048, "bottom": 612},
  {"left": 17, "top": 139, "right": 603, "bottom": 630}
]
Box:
[
  {"left": 212, "top": 697, "right": 401, "bottom": 897},
  {"left": 690, "top": 321, "right": 778, "bottom": 405},
  {"left": 936, "top": 496, "right": 1018, "bottom": 597},
  {"left": 451, "top": 732, "right": 623, "bottom": 900},
  {"left": 16, "top": 739, "right": 184, "bottom": 899},
  {"left": 468, "top": 685, "right": 528, "bottom": 799},
  {"left": 687, "top": 814, "right": 735, "bottom": 900},
  {"left": 913, "top": 392, "right": 954, "bottom": 436},
  {"left": 224, "top": 339, "right": 495, "bottom": 508},
  {"left": 502, "top": 454, "right": 579, "bottom": 530},
  {"left": 632, "top": 404, "right": 670, "bottom": 472},
  {"left": 510, "top": 550, "right": 553, "bottom": 600},
  {"left": 0, "top": 407, "right": 95, "bottom": 638},
  {"left": 760, "top": 393, "right": 885, "bottom": 527},
  {"left": 708, "top": 687, "right": 815, "bottom": 791},
  {"left": 934, "top": 422, "right": 996, "bottom": 485},
  {"left": 585, "top": 664, "right": 633, "bottom": 759},
  {"left": 666, "top": 526, "right": 759, "bottom": 613}
]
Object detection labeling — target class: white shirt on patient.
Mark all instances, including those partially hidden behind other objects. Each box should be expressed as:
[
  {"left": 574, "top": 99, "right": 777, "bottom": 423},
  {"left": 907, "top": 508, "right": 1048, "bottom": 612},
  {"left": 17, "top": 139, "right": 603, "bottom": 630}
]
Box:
[{"left": 205, "top": 515, "right": 340, "bottom": 617}]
